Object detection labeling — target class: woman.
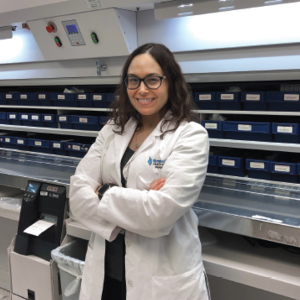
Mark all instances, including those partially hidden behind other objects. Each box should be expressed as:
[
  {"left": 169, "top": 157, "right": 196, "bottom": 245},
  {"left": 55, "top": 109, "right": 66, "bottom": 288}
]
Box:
[{"left": 70, "top": 43, "right": 210, "bottom": 300}]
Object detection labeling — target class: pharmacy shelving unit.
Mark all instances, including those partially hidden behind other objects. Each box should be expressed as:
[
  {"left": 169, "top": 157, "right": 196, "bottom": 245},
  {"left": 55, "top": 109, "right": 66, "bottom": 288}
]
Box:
[{"left": 2, "top": 90, "right": 300, "bottom": 299}]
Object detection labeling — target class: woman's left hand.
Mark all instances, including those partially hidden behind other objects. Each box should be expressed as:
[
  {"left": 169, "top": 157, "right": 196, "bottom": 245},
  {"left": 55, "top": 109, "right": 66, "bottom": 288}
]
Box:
[{"left": 150, "top": 178, "right": 166, "bottom": 191}]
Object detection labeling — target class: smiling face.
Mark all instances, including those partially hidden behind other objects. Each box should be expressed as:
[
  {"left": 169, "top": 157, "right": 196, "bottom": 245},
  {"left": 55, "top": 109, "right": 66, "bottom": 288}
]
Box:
[{"left": 127, "top": 53, "right": 169, "bottom": 122}]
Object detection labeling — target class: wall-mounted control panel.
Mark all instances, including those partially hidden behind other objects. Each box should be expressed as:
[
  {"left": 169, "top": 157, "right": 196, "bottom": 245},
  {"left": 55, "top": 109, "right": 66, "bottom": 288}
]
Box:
[
  {"left": 62, "top": 19, "right": 86, "bottom": 46},
  {"left": 28, "top": 9, "right": 137, "bottom": 60}
]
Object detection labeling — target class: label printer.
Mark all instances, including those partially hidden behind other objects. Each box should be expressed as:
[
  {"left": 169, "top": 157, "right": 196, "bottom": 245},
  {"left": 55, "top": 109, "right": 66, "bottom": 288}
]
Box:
[{"left": 14, "top": 181, "right": 67, "bottom": 261}]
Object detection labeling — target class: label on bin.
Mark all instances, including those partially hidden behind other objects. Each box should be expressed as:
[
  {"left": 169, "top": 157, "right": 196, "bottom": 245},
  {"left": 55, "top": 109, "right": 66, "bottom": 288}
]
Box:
[
  {"left": 221, "top": 94, "right": 234, "bottom": 100},
  {"left": 93, "top": 95, "right": 102, "bottom": 100},
  {"left": 250, "top": 162, "right": 265, "bottom": 169},
  {"left": 6, "top": 94, "right": 12, "bottom": 99},
  {"left": 199, "top": 95, "right": 211, "bottom": 101},
  {"left": 5, "top": 138, "right": 10, "bottom": 143},
  {"left": 275, "top": 165, "right": 290, "bottom": 172},
  {"left": 32, "top": 115, "right": 39, "bottom": 120},
  {"left": 205, "top": 123, "right": 218, "bottom": 129},
  {"left": 39, "top": 94, "right": 46, "bottom": 99},
  {"left": 35, "top": 141, "right": 42, "bottom": 146},
  {"left": 246, "top": 94, "right": 260, "bottom": 101},
  {"left": 58, "top": 95, "right": 65, "bottom": 100},
  {"left": 277, "top": 126, "right": 293, "bottom": 133},
  {"left": 21, "top": 115, "right": 28, "bottom": 119},
  {"left": 9, "top": 114, "right": 16, "bottom": 119},
  {"left": 59, "top": 116, "right": 67, "bottom": 121},
  {"left": 20, "top": 94, "right": 27, "bottom": 99},
  {"left": 284, "top": 94, "right": 299, "bottom": 101},
  {"left": 79, "top": 118, "right": 88, "bottom": 123},
  {"left": 24, "top": 219, "right": 55, "bottom": 237},
  {"left": 44, "top": 116, "right": 52, "bottom": 121},
  {"left": 238, "top": 124, "right": 252, "bottom": 131},
  {"left": 78, "top": 95, "right": 87, "bottom": 100},
  {"left": 17, "top": 139, "right": 24, "bottom": 144},
  {"left": 53, "top": 143, "right": 61, "bottom": 148},
  {"left": 222, "top": 159, "right": 235, "bottom": 166},
  {"left": 73, "top": 145, "right": 80, "bottom": 150}
]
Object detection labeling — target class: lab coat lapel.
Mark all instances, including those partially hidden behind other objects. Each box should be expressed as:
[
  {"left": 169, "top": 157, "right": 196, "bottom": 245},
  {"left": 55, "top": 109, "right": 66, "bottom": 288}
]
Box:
[{"left": 113, "top": 118, "right": 137, "bottom": 182}]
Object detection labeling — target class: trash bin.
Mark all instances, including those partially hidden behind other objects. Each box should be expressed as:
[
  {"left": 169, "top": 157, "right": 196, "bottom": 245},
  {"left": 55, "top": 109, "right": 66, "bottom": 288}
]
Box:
[{"left": 51, "top": 239, "right": 88, "bottom": 300}]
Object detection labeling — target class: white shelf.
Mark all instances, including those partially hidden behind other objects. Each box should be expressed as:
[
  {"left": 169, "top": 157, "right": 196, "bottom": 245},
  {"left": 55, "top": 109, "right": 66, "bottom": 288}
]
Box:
[
  {"left": 202, "top": 230, "right": 300, "bottom": 300},
  {"left": 210, "top": 138, "right": 300, "bottom": 153},
  {"left": 196, "top": 110, "right": 300, "bottom": 115},
  {"left": 66, "top": 219, "right": 91, "bottom": 241},
  {"left": 207, "top": 173, "right": 300, "bottom": 188},
  {"left": 0, "top": 105, "right": 110, "bottom": 111},
  {"left": 0, "top": 124, "right": 98, "bottom": 137}
]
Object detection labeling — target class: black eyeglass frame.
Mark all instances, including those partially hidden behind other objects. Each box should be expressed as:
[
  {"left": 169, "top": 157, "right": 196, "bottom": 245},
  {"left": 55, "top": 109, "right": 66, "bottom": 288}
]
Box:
[{"left": 124, "top": 75, "right": 167, "bottom": 90}]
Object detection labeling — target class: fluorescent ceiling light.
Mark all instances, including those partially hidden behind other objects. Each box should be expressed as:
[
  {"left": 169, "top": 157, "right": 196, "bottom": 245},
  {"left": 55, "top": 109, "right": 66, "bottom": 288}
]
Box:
[
  {"left": 154, "top": 0, "right": 300, "bottom": 20},
  {"left": 0, "top": 26, "right": 12, "bottom": 40},
  {"left": 219, "top": 5, "right": 235, "bottom": 10},
  {"left": 178, "top": 4, "right": 193, "bottom": 8}
]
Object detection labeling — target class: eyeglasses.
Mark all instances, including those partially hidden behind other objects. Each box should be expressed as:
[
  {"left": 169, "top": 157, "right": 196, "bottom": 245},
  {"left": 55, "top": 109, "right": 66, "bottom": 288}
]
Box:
[{"left": 124, "top": 75, "right": 167, "bottom": 90}]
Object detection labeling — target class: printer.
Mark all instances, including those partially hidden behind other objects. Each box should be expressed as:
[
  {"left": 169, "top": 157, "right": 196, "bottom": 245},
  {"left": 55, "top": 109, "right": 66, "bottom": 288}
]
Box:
[{"left": 14, "top": 181, "right": 67, "bottom": 261}]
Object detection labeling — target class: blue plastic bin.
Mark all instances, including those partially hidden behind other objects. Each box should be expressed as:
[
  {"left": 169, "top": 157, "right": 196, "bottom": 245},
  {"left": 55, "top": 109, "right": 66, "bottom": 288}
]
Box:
[
  {"left": 4, "top": 93, "right": 18, "bottom": 105},
  {"left": 49, "top": 93, "right": 77, "bottom": 107},
  {"left": 17, "top": 93, "right": 39, "bottom": 106},
  {"left": 37, "top": 93, "right": 51, "bottom": 106},
  {"left": 91, "top": 93, "right": 107, "bottom": 108},
  {"left": 241, "top": 92, "right": 266, "bottom": 111},
  {"left": 51, "top": 140, "right": 68, "bottom": 156},
  {"left": 246, "top": 155, "right": 273, "bottom": 180},
  {"left": 223, "top": 121, "right": 272, "bottom": 142},
  {"left": 216, "top": 92, "right": 241, "bottom": 110},
  {"left": 106, "top": 93, "right": 115, "bottom": 107},
  {"left": 18, "top": 113, "right": 33, "bottom": 126},
  {"left": 272, "top": 123, "right": 300, "bottom": 144},
  {"left": 27, "top": 137, "right": 53, "bottom": 154},
  {"left": 201, "top": 120, "right": 223, "bottom": 138},
  {"left": 0, "top": 133, "right": 29, "bottom": 151},
  {"left": 76, "top": 93, "right": 92, "bottom": 108},
  {"left": 266, "top": 92, "right": 300, "bottom": 111},
  {"left": 70, "top": 115, "right": 101, "bottom": 131},
  {"left": 0, "top": 93, "right": 5, "bottom": 105},
  {"left": 218, "top": 153, "right": 246, "bottom": 177},
  {"left": 270, "top": 154, "right": 299, "bottom": 183},
  {"left": 208, "top": 154, "right": 219, "bottom": 173},
  {"left": 57, "top": 115, "right": 72, "bottom": 129},
  {"left": 30, "top": 113, "right": 44, "bottom": 127},
  {"left": 194, "top": 92, "right": 217, "bottom": 110},
  {"left": 42, "top": 114, "right": 58, "bottom": 128},
  {"left": 7, "top": 112, "right": 21, "bottom": 125},
  {"left": 0, "top": 112, "right": 8, "bottom": 125},
  {"left": 64, "top": 140, "right": 92, "bottom": 158},
  {"left": 99, "top": 117, "right": 109, "bottom": 125}
]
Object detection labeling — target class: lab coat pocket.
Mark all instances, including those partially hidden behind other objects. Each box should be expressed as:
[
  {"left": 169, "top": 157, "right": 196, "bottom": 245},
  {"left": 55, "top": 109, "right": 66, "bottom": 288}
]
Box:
[
  {"left": 151, "top": 264, "right": 209, "bottom": 300},
  {"left": 136, "top": 176, "right": 161, "bottom": 191}
]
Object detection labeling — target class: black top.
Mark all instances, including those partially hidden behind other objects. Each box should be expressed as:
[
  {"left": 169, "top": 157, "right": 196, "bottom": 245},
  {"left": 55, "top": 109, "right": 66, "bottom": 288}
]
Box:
[
  {"left": 121, "top": 147, "right": 135, "bottom": 188},
  {"left": 105, "top": 147, "right": 135, "bottom": 281}
]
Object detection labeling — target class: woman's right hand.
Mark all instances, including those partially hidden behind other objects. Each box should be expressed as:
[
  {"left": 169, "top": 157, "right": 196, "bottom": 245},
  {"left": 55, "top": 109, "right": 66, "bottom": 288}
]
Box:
[{"left": 150, "top": 178, "right": 166, "bottom": 191}]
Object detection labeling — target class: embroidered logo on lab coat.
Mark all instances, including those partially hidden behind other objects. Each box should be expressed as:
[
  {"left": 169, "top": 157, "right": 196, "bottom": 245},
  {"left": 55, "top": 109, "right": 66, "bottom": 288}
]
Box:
[{"left": 148, "top": 157, "right": 166, "bottom": 169}]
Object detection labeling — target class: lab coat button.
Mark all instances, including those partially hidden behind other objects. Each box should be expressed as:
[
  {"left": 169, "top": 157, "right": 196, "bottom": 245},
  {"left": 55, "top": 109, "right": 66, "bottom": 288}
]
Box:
[
  {"left": 125, "top": 239, "right": 131, "bottom": 247},
  {"left": 127, "top": 280, "right": 133, "bottom": 287}
]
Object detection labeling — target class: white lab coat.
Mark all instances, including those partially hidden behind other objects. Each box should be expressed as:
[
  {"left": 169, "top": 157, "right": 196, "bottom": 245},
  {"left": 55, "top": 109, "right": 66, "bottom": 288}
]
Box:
[{"left": 69, "top": 111, "right": 210, "bottom": 300}]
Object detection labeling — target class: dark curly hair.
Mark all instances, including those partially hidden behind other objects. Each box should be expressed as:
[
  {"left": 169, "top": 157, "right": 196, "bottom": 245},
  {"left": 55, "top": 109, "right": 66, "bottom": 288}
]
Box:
[{"left": 109, "top": 43, "right": 199, "bottom": 138}]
